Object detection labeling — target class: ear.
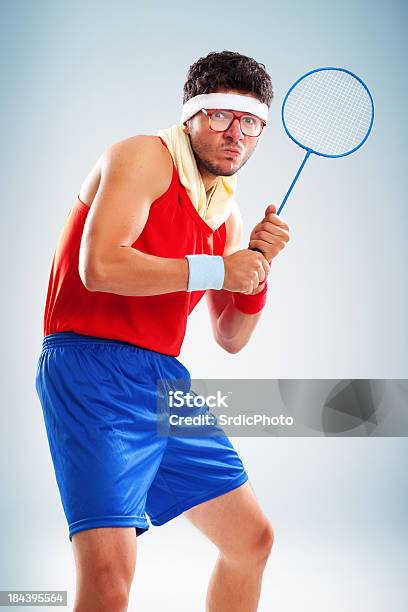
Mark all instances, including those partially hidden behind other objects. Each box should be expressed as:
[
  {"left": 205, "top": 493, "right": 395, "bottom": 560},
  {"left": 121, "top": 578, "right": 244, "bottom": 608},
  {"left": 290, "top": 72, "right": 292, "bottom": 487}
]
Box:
[{"left": 182, "top": 120, "right": 190, "bottom": 135}]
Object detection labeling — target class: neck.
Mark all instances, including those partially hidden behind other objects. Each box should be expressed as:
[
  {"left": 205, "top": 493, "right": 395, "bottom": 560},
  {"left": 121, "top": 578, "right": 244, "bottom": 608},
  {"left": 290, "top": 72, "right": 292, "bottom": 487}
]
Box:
[
  {"left": 205, "top": 180, "right": 218, "bottom": 196},
  {"left": 198, "top": 166, "right": 218, "bottom": 194}
]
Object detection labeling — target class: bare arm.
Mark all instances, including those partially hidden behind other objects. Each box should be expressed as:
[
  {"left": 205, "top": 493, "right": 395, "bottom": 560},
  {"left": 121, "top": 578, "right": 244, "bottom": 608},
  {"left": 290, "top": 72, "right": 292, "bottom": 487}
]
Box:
[
  {"left": 206, "top": 202, "right": 268, "bottom": 354},
  {"left": 78, "top": 136, "right": 190, "bottom": 296}
]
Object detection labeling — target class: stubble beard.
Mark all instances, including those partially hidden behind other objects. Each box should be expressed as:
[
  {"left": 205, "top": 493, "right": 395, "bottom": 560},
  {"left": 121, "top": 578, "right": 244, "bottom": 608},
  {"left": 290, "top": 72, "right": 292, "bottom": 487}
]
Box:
[{"left": 189, "top": 136, "right": 251, "bottom": 178}]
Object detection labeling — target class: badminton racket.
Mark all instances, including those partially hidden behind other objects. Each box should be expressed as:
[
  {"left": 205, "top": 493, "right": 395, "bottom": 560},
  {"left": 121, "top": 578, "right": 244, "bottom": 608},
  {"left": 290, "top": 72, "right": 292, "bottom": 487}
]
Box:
[{"left": 252, "top": 66, "right": 374, "bottom": 255}]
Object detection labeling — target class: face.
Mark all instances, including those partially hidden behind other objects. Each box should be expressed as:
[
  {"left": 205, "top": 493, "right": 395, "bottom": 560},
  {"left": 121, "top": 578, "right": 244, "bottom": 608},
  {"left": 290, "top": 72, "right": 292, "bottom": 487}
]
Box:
[{"left": 182, "top": 88, "right": 265, "bottom": 179}]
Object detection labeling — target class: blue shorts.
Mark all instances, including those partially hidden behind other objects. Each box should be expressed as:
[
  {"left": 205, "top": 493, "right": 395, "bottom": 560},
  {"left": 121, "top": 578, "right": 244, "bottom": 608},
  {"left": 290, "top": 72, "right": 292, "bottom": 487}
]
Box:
[{"left": 35, "top": 332, "right": 248, "bottom": 540}]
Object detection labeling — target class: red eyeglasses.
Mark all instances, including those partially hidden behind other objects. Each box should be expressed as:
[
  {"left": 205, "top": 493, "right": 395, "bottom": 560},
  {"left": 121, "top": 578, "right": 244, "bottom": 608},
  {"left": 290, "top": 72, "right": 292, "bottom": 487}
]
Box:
[{"left": 201, "top": 108, "right": 266, "bottom": 137}]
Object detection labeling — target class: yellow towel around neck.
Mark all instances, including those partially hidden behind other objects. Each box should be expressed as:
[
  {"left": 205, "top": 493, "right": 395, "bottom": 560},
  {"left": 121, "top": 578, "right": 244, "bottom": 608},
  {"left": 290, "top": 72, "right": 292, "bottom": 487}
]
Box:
[{"left": 156, "top": 124, "right": 237, "bottom": 231}]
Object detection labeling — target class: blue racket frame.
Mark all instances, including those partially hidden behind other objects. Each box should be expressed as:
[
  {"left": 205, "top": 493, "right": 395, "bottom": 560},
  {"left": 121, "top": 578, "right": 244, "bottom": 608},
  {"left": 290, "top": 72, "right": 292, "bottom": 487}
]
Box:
[{"left": 277, "top": 66, "right": 375, "bottom": 215}]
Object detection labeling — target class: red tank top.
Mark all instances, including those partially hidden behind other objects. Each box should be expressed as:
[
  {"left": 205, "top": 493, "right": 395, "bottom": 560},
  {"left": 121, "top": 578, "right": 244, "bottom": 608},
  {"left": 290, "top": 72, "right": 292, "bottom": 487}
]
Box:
[{"left": 43, "top": 137, "right": 227, "bottom": 356}]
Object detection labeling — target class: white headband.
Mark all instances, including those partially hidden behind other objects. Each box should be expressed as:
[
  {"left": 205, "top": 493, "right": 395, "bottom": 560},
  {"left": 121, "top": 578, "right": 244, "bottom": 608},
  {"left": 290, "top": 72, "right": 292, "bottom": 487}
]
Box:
[{"left": 180, "top": 93, "right": 269, "bottom": 124}]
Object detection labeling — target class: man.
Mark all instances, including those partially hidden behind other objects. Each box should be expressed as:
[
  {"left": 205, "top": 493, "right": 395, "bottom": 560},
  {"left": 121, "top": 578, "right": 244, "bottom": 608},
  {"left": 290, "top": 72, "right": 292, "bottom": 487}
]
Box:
[{"left": 35, "top": 50, "right": 290, "bottom": 611}]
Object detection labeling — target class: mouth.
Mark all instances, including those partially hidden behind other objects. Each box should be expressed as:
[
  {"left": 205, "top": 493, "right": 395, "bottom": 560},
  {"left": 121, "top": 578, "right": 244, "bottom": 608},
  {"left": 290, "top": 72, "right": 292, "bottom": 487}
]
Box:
[{"left": 222, "top": 148, "right": 241, "bottom": 158}]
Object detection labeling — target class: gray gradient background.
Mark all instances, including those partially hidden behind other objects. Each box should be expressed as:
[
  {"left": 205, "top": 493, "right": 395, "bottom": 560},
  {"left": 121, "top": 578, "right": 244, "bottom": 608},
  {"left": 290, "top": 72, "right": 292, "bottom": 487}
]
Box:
[{"left": 1, "top": 0, "right": 407, "bottom": 610}]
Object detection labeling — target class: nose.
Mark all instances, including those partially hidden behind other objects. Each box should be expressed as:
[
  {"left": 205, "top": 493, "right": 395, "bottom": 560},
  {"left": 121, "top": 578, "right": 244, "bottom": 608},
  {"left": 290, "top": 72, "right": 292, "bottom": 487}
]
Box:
[{"left": 224, "top": 118, "right": 245, "bottom": 141}]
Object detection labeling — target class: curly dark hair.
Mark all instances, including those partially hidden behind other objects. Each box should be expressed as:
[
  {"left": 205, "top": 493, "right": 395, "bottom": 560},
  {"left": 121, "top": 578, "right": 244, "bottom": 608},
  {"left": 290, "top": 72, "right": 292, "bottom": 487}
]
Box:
[{"left": 183, "top": 50, "right": 273, "bottom": 107}]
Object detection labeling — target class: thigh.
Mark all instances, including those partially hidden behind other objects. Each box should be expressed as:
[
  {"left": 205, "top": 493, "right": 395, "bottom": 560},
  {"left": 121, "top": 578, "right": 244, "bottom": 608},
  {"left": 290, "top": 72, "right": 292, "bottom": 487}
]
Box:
[
  {"left": 183, "top": 480, "right": 273, "bottom": 556},
  {"left": 72, "top": 526, "right": 137, "bottom": 607},
  {"left": 72, "top": 527, "right": 136, "bottom": 580}
]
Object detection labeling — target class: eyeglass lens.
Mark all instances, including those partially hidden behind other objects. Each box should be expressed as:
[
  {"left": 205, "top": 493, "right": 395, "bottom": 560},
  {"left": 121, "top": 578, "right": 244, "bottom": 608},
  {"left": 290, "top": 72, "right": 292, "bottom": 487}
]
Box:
[{"left": 209, "top": 110, "right": 262, "bottom": 136}]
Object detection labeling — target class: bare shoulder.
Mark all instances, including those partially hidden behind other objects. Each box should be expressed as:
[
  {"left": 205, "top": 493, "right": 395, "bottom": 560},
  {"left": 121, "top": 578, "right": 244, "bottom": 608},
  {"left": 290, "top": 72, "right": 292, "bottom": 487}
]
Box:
[
  {"left": 223, "top": 200, "right": 244, "bottom": 255},
  {"left": 79, "top": 135, "right": 173, "bottom": 207},
  {"left": 102, "top": 135, "right": 173, "bottom": 200},
  {"left": 107, "top": 134, "right": 167, "bottom": 158}
]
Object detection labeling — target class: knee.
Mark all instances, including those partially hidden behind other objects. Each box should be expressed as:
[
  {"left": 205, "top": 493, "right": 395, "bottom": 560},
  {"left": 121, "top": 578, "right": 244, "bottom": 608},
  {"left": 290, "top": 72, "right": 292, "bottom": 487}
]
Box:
[
  {"left": 96, "top": 570, "right": 129, "bottom": 611},
  {"left": 223, "top": 520, "right": 274, "bottom": 565},
  {"left": 76, "top": 563, "right": 130, "bottom": 611},
  {"left": 253, "top": 521, "right": 274, "bottom": 562}
]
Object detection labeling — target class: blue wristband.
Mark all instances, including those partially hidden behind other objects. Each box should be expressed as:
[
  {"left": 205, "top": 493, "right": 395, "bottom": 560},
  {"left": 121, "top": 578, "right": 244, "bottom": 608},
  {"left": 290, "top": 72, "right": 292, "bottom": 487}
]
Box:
[{"left": 185, "top": 254, "right": 225, "bottom": 292}]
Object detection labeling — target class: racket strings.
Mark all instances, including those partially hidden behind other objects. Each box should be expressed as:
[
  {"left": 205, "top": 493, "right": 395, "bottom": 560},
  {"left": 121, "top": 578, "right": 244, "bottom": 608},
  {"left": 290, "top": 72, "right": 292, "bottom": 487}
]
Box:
[
  {"left": 284, "top": 70, "right": 373, "bottom": 156},
  {"left": 287, "top": 73, "right": 369, "bottom": 150},
  {"left": 288, "top": 80, "right": 369, "bottom": 152}
]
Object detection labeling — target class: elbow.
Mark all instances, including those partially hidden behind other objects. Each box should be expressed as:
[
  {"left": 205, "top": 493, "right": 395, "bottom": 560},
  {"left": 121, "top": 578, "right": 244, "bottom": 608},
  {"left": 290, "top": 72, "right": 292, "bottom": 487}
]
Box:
[
  {"left": 216, "top": 334, "right": 245, "bottom": 354},
  {"left": 223, "top": 344, "right": 243, "bottom": 354},
  {"left": 78, "top": 260, "right": 106, "bottom": 292}
]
